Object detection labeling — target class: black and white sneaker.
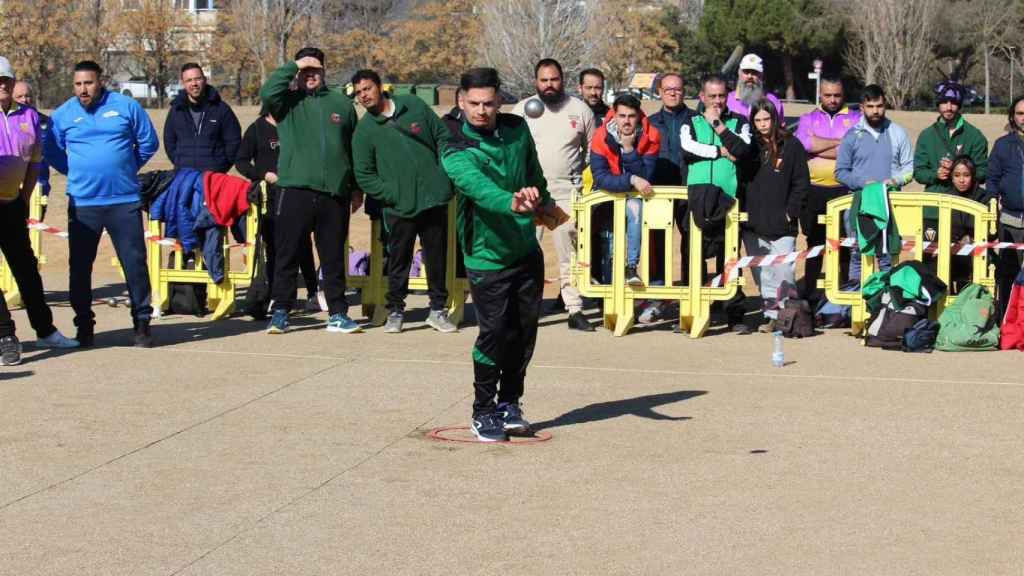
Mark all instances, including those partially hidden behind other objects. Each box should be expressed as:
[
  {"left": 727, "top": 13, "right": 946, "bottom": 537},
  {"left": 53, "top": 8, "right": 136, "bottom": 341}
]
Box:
[
  {"left": 471, "top": 412, "right": 507, "bottom": 442},
  {"left": 497, "top": 402, "right": 531, "bottom": 434}
]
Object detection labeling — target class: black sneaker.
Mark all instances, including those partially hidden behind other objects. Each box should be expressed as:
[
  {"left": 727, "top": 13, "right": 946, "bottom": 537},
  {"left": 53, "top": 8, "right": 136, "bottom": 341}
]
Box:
[
  {"left": 626, "top": 265, "right": 643, "bottom": 286},
  {"left": 75, "top": 325, "right": 94, "bottom": 348},
  {"left": 133, "top": 320, "right": 153, "bottom": 348},
  {"left": 568, "top": 312, "right": 595, "bottom": 332},
  {"left": 471, "top": 412, "right": 507, "bottom": 442},
  {"left": 1, "top": 335, "right": 22, "bottom": 366},
  {"left": 497, "top": 402, "right": 531, "bottom": 434}
]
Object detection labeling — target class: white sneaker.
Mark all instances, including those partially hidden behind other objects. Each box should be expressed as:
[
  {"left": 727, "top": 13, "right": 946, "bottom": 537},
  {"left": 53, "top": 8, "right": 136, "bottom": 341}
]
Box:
[
  {"left": 37, "top": 330, "right": 80, "bottom": 349},
  {"left": 638, "top": 301, "right": 664, "bottom": 325}
]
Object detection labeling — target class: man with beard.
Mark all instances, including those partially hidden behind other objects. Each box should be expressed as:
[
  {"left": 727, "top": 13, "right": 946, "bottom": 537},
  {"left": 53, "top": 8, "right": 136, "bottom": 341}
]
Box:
[
  {"left": 512, "top": 58, "right": 596, "bottom": 331},
  {"left": 164, "top": 63, "right": 241, "bottom": 173},
  {"left": 835, "top": 84, "right": 914, "bottom": 280},
  {"left": 726, "top": 54, "right": 784, "bottom": 124},
  {"left": 794, "top": 75, "right": 860, "bottom": 299},
  {"left": 579, "top": 68, "right": 608, "bottom": 128},
  {"left": 913, "top": 80, "right": 989, "bottom": 240}
]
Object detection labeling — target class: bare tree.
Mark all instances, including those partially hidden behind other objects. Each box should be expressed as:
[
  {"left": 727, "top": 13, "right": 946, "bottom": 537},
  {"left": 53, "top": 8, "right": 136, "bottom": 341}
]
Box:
[
  {"left": 479, "top": 0, "right": 596, "bottom": 96},
  {"left": 110, "top": 0, "right": 196, "bottom": 108},
  {"left": 843, "top": 0, "right": 939, "bottom": 109}
]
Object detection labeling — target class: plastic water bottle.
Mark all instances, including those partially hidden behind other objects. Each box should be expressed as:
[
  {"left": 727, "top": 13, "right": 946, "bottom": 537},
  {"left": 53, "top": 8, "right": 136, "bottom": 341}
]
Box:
[{"left": 772, "top": 331, "right": 785, "bottom": 368}]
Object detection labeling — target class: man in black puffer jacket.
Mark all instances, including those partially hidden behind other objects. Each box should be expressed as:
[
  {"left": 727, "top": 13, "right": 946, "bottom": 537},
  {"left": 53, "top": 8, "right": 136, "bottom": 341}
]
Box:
[{"left": 164, "top": 63, "right": 241, "bottom": 173}]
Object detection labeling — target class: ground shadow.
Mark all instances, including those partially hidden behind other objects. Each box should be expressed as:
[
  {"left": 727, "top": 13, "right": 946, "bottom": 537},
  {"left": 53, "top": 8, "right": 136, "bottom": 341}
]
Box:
[
  {"left": 532, "top": 390, "right": 707, "bottom": 432},
  {"left": 0, "top": 370, "right": 34, "bottom": 380}
]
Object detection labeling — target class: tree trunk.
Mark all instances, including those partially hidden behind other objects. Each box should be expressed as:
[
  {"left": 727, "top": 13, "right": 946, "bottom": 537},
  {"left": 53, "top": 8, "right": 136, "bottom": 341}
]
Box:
[
  {"left": 984, "top": 45, "right": 990, "bottom": 115},
  {"left": 782, "top": 53, "right": 796, "bottom": 101}
]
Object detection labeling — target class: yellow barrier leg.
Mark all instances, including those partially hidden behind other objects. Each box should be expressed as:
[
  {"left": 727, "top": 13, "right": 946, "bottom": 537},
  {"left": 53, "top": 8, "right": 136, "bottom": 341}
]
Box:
[
  {"left": 611, "top": 197, "right": 634, "bottom": 337},
  {"left": 147, "top": 220, "right": 170, "bottom": 314},
  {"left": 363, "top": 221, "right": 388, "bottom": 326}
]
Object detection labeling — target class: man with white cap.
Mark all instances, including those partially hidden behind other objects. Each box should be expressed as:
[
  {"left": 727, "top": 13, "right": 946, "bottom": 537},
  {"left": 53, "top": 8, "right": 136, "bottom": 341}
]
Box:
[
  {"left": 0, "top": 56, "right": 79, "bottom": 365},
  {"left": 726, "top": 53, "right": 785, "bottom": 123}
]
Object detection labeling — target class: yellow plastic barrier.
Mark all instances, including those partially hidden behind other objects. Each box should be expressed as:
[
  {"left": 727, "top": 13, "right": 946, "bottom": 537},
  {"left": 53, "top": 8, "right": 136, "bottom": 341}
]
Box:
[
  {"left": 147, "top": 184, "right": 263, "bottom": 320},
  {"left": 349, "top": 202, "right": 468, "bottom": 326},
  {"left": 572, "top": 186, "right": 745, "bottom": 338},
  {"left": 820, "top": 192, "right": 997, "bottom": 336},
  {"left": 1, "top": 185, "right": 46, "bottom": 308}
]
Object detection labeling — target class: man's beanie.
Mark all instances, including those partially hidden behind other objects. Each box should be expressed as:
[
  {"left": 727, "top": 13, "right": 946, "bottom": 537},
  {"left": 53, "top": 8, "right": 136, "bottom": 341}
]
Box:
[{"left": 935, "top": 80, "right": 965, "bottom": 106}]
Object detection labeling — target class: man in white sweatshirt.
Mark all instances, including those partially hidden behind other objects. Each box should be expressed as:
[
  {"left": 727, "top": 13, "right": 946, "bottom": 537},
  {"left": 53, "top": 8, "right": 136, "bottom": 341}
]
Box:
[{"left": 513, "top": 58, "right": 596, "bottom": 331}]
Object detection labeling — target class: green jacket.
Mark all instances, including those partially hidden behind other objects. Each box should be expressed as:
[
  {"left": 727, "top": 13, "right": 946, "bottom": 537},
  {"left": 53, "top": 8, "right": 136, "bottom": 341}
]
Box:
[
  {"left": 441, "top": 114, "right": 551, "bottom": 271},
  {"left": 913, "top": 115, "right": 989, "bottom": 218},
  {"left": 682, "top": 112, "right": 751, "bottom": 198},
  {"left": 353, "top": 95, "right": 453, "bottom": 218},
  {"left": 259, "top": 62, "right": 357, "bottom": 197}
]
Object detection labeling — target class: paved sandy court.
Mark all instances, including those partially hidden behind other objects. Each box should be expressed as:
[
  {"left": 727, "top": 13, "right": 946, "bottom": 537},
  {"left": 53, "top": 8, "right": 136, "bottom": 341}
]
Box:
[{"left": 2, "top": 286, "right": 1023, "bottom": 575}]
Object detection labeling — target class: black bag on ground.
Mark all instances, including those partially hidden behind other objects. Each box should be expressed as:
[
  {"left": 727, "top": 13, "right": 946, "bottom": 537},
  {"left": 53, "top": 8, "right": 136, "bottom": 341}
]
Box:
[
  {"left": 169, "top": 282, "right": 208, "bottom": 316},
  {"left": 242, "top": 220, "right": 271, "bottom": 320},
  {"left": 902, "top": 318, "right": 941, "bottom": 353},
  {"left": 777, "top": 298, "right": 815, "bottom": 338}
]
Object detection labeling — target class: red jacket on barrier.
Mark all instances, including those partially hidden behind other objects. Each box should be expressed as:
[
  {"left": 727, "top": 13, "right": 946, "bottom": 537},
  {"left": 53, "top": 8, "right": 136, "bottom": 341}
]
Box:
[{"left": 203, "top": 171, "right": 250, "bottom": 227}]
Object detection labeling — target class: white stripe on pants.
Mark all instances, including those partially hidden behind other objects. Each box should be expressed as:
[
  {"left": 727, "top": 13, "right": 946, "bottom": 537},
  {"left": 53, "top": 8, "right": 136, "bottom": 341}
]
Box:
[{"left": 741, "top": 231, "right": 796, "bottom": 319}]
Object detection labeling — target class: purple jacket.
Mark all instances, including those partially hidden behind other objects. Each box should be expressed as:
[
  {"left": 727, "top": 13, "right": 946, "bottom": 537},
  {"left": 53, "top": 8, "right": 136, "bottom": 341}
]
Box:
[
  {"left": 795, "top": 106, "right": 862, "bottom": 188},
  {"left": 726, "top": 90, "right": 784, "bottom": 124},
  {"left": 0, "top": 103, "right": 42, "bottom": 202}
]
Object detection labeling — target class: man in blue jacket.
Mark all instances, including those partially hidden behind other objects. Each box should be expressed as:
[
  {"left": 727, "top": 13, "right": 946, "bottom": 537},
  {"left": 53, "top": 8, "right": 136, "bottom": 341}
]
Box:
[
  {"left": 164, "top": 63, "right": 241, "bottom": 173},
  {"left": 45, "top": 60, "right": 160, "bottom": 347},
  {"left": 988, "top": 95, "right": 1024, "bottom": 318}
]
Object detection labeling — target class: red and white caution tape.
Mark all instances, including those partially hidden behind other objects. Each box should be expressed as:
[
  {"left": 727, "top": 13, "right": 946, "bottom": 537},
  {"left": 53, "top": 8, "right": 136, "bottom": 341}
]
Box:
[{"left": 26, "top": 218, "right": 250, "bottom": 251}]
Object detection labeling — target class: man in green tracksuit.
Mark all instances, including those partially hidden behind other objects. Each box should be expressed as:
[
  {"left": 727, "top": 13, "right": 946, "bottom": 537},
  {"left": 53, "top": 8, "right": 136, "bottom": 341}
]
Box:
[
  {"left": 260, "top": 47, "right": 361, "bottom": 335},
  {"left": 351, "top": 69, "right": 456, "bottom": 334},
  {"left": 913, "top": 80, "right": 989, "bottom": 233},
  {"left": 442, "top": 67, "right": 560, "bottom": 442}
]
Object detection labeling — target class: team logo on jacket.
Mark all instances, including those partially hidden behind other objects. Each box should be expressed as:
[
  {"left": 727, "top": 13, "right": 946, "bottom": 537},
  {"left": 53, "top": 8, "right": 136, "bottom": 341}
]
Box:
[
  {"left": 410, "top": 122, "right": 421, "bottom": 135},
  {"left": 330, "top": 112, "right": 342, "bottom": 124},
  {"left": 19, "top": 123, "right": 30, "bottom": 133},
  {"left": 102, "top": 110, "right": 119, "bottom": 118},
  {"left": 569, "top": 114, "right": 580, "bottom": 129}
]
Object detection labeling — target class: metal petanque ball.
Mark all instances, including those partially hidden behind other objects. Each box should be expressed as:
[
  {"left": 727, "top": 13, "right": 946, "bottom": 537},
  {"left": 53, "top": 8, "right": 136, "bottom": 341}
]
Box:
[{"left": 524, "top": 98, "right": 545, "bottom": 119}]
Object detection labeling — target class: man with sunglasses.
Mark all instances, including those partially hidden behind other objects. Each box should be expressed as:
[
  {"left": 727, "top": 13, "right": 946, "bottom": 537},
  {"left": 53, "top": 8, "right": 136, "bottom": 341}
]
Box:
[{"left": 260, "top": 47, "right": 362, "bottom": 335}]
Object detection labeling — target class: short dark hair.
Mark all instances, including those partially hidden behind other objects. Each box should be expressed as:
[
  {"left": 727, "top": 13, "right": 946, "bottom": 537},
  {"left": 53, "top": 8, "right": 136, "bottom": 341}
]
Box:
[
  {"left": 613, "top": 94, "right": 642, "bottom": 113},
  {"left": 350, "top": 69, "right": 381, "bottom": 87},
  {"left": 293, "top": 47, "right": 325, "bottom": 66},
  {"left": 460, "top": 68, "right": 501, "bottom": 92},
  {"left": 700, "top": 73, "right": 727, "bottom": 91},
  {"left": 534, "top": 58, "right": 563, "bottom": 80},
  {"left": 180, "top": 62, "right": 203, "bottom": 76},
  {"left": 74, "top": 60, "right": 102, "bottom": 76},
  {"left": 579, "top": 68, "right": 604, "bottom": 86},
  {"left": 820, "top": 74, "right": 843, "bottom": 87},
  {"left": 862, "top": 84, "right": 886, "bottom": 103}
]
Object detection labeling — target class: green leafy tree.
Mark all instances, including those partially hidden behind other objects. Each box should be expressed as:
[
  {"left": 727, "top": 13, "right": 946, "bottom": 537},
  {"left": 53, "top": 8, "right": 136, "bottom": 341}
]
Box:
[{"left": 695, "top": 0, "right": 841, "bottom": 100}]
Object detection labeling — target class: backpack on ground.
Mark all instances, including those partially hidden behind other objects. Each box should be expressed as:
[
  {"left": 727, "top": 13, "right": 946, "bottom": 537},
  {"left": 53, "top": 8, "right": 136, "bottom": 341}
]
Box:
[
  {"left": 902, "top": 318, "right": 941, "bottom": 353},
  {"left": 814, "top": 280, "right": 857, "bottom": 328},
  {"left": 777, "top": 298, "right": 815, "bottom": 338},
  {"left": 935, "top": 283, "right": 999, "bottom": 351},
  {"left": 863, "top": 260, "right": 946, "bottom": 350},
  {"left": 169, "top": 282, "right": 208, "bottom": 317}
]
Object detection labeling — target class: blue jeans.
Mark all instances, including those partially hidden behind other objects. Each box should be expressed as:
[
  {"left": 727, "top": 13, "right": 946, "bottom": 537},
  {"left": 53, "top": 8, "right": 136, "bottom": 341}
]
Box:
[
  {"left": 626, "top": 197, "right": 642, "bottom": 267},
  {"left": 68, "top": 200, "right": 153, "bottom": 327}
]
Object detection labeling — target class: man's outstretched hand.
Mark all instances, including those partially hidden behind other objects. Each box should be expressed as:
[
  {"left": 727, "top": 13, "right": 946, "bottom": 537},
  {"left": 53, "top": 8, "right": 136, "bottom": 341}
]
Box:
[{"left": 511, "top": 187, "right": 540, "bottom": 213}]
